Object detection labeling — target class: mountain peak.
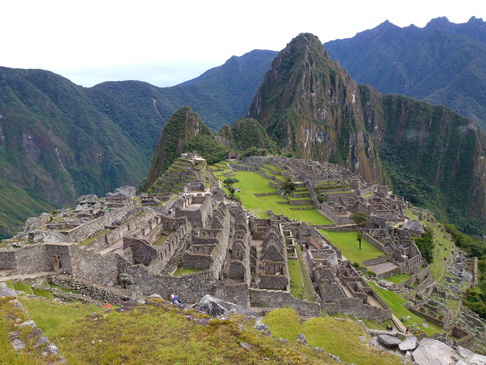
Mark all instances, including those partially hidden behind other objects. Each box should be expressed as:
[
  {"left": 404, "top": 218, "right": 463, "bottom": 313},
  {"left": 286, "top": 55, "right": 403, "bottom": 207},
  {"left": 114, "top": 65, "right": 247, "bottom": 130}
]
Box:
[{"left": 144, "top": 106, "right": 209, "bottom": 189}]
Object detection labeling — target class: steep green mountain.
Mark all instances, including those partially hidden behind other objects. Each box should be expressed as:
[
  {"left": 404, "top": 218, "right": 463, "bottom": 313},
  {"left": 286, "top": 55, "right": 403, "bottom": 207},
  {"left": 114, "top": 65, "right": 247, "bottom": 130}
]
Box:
[
  {"left": 218, "top": 118, "right": 279, "bottom": 154},
  {"left": 0, "top": 67, "right": 146, "bottom": 238},
  {"left": 247, "top": 33, "right": 384, "bottom": 183},
  {"left": 0, "top": 51, "right": 276, "bottom": 238},
  {"left": 86, "top": 49, "right": 277, "bottom": 153},
  {"left": 144, "top": 106, "right": 227, "bottom": 190},
  {"left": 248, "top": 33, "right": 486, "bottom": 234},
  {"left": 325, "top": 17, "right": 486, "bottom": 132}
]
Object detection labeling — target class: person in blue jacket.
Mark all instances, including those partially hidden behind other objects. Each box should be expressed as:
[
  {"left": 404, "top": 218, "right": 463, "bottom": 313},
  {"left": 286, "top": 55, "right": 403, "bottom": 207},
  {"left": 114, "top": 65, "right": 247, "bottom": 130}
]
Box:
[{"left": 170, "top": 294, "right": 183, "bottom": 306}]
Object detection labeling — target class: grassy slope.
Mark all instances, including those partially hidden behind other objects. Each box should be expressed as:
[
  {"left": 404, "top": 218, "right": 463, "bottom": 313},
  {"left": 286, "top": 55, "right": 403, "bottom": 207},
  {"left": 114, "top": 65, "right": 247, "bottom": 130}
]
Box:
[
  {"left": 263, "top": 308, "right": 401, "bottom": 365},
  {"left": 368, "top": 281, "right": 442, "bottom": 336},
  {"left": 37, "top": 298, "right": 338, "bottom": 365},
  {"left": 318, "top": 229, "right": 385, "bottom": 264}
]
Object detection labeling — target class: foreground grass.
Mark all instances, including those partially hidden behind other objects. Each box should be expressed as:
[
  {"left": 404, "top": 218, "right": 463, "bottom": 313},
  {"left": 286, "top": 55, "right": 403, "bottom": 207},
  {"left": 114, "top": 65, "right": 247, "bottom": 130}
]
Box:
[
  {"left": 263, "top": 308, "right": 402, "bottom": 365},
  {"left": 19, "top": 297, "right": 99, "bottom": 338},
  {"left": 0, "top": 298, "right": 50, "bottom": 365},
  {"left": 368, "top": 281, "right": 442, "bottom": 336},
  {"left": 48, "top": 300, "right": 337, "bottom": 365},
  {"left": 318, "top": 230, "right": 385, "bottom": 264}
]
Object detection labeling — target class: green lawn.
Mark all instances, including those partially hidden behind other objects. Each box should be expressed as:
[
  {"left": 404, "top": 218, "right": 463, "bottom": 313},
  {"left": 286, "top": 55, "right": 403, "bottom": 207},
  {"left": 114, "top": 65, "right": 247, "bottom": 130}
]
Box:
[
  {"left": 368, "top": 281, "right": 442, "bottom": 336},
  {"left": 216, "top": 170, "right": 332, "bottom": 225},
  {"left": 288, "top": 258, "right": 304, "bottom": 299},
  {"left": 173, "top": 267, "right": 204, "bottom": 276},
  {"left": 383, "top": 273, "right": 411, "bottom": 284},
  {"left": 318, "top": 230, "right": 385, "bottom": 264}
]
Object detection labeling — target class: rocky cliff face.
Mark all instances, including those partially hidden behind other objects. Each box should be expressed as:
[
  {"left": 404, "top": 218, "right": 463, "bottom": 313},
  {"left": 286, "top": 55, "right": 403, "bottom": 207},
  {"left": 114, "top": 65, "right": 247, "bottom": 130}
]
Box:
[
  {"left": 248, "top": 33, "right": 486, "bottom": 234},
  {"left": 247, "top": 33, "right": 384, "bottom": 183}
]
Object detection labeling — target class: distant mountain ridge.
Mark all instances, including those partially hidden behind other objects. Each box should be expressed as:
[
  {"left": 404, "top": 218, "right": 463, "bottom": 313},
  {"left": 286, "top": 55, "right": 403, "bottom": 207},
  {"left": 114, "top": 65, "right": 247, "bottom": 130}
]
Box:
[
  {"left": 325, "top": 16, "right": 486, "bottom": 131},
  {"left": 248, "top": 33, "right": 486, "bottom": 234}
]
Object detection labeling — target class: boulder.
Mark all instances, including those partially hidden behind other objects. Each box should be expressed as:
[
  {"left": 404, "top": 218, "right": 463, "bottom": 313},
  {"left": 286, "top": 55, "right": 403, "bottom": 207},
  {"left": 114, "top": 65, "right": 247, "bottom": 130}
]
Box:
[
  {"left": 412, "top": 338, "right": 456, "bottom": 365},
  {"left": 42, "top": 344, "right": 60, "bottom": 357},
  {"left": 18, "top": 320, "right": 36, "bottom": 328},
  {"left": 399, "top": 336, "right": 418, "bottom": 351},
  {"left": 297, "top": 333, "right": 307, "bottom": 345},
  {"left": 192, "top": 295, "right": 255, "bottom": 318},
  {"left": 192, "top": 295, "right": 227, "bottom": 317},
  {"left": 12, "top": 339, "right": 26, "bottom": 350},
  {"left": 77, "top": 194, "right": 99, "bottom": 205},
  {"left": 457, "top": 346, "right": 474, "bottom": 359},
  {"left": 469, "top": 354, "right": 486, "bottom": 365},
  {"left": 0, "top": 283, "right": 17, "bottom": 298},
  {"left": 378, "top": 335, "right": 401, "bottom": 347}
]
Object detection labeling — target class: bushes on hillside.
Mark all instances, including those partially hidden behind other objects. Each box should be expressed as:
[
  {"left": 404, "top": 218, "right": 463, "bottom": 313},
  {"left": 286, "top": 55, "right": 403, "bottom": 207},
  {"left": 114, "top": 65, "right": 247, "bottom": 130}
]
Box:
[{"left": 413, "top": 228, "right": 434, "bottom": 264}]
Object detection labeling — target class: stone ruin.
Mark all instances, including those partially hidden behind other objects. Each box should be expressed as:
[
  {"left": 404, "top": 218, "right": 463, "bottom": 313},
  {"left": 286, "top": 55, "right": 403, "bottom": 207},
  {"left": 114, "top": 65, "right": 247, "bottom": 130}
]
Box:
[{"left": 1, "top": 153, "right": 483, "bottom": 352}]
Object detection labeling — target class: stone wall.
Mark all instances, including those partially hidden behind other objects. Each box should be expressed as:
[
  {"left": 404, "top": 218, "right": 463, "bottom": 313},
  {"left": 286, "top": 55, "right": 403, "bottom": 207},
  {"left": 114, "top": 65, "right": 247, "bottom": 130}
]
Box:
[
  {"left": 14, "top": 244, "right": 49, "bottom": 274},
  {"left": 0, "top": 250, "right": 16, "bottom": 269},
  {"left": 322, "top": 297, "right": 392, "bottom": 322},
  {"left": 259, "top": 275, "right": 288, "bottom": 290},
  {"left": 68, "top": 203, "right": 138, "bottom": 241},
  {"left": 249, "top": 288, "right": 320, "bottom": 316},
  {"left": 183, "top": 253, "right": 214, "bottom": 269},
  {"left": 45, "top": 244, "right": 73, "bottom": 274},
  {"left": 70, "top": 247, "right": 119, "bottom": 287},
  {"left": 362, "top": 233, "right": 387, "bottom": 254},
  {"left": 362, "top": 256, "right": 389, "bottom": 267},
  {"left": 49, "top": 276, "right": 128, "bottom": 304},
  {"left": 213, "top": 281, "right": 250, "bottom": 307},
  {"left": 123, "top": 237, "right": 157, "bottom": 266},
  {"left": 118, "top": 258, "right": 216, "bottom": 302}
]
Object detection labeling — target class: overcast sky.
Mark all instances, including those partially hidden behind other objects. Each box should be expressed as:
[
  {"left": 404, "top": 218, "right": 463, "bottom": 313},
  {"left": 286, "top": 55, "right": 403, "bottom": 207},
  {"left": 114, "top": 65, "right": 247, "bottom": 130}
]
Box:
[{"left": 1, "top": 0, "right": 484, "bottom": 87}]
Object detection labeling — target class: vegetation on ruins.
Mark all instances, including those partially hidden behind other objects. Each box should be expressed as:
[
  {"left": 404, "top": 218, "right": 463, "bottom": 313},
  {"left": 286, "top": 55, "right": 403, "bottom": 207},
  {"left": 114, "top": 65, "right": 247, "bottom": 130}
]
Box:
[
  {"left": 412, "top": 228, "right": 435, "bottom": 264},
  {"left": 350, "top": 212, "right": 369, "bottom": 249},
  {"left": 445, "top": 224, "right": 486, "bottom": 319}
]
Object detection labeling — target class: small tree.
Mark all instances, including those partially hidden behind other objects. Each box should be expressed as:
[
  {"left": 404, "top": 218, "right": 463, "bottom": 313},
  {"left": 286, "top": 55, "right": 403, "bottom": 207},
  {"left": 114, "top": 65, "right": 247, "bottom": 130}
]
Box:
[
  {"left": 223, "top": 178, "right": 239, "bottom": 188},
  {"left": 281, "top": 178, "right": 296, "bottom": 195},
  {"left": 350, "top": 212, "right": 369, "bottom": 249}
]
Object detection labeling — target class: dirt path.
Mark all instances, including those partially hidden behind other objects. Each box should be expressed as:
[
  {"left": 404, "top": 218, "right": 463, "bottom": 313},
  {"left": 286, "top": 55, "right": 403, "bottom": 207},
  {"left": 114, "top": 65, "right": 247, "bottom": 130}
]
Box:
[{"left": 0, "top": 271, "right": 52, "bottom": 282}]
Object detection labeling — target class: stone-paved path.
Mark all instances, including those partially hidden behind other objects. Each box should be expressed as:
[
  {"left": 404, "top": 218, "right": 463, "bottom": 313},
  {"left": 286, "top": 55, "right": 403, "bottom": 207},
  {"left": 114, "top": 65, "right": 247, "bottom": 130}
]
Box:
[{"left": 0, "top": 271, "right": 52, "bottom": 282}]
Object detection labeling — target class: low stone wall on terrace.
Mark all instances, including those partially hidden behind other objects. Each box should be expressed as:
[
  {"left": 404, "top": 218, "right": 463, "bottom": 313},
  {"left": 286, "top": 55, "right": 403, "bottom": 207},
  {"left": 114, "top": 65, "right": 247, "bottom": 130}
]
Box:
[{"left": 249, "top": 288, "right": 320, "bottom": 316}]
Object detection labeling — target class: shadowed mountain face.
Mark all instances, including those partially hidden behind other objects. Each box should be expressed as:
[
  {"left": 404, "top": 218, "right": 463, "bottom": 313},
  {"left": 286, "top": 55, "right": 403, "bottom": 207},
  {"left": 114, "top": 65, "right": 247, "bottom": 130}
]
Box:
[
  {"left": 247, "top": 33, "right": 486, "bottom": 234},
  {"left": 325, "top": 16, "right": 486, "bottom": 132},
  {"left": 0, "top": 51, "right": 277, "bottom": 239},
  {"left": 0, "top": 67, "right": 146, "bottom": 238}
]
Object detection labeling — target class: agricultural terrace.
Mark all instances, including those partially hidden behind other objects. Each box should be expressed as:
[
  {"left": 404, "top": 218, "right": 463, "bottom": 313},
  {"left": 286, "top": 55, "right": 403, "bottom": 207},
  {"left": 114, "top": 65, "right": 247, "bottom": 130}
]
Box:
[
  {"left": 318, "top": 229, "right": 385, "bottom": 265},
  {"left": 212, "top": 163, "right": 332, "bottom": 225},
  {"left": 368, "top": 281, "right": 442, "bottom": 336}
]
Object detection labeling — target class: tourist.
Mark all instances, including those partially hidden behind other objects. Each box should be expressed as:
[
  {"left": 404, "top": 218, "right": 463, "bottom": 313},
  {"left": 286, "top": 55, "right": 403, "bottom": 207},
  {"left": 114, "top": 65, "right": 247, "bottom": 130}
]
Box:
[{"left": 170, "top": 294, "right": 183, "bottom": 306}]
